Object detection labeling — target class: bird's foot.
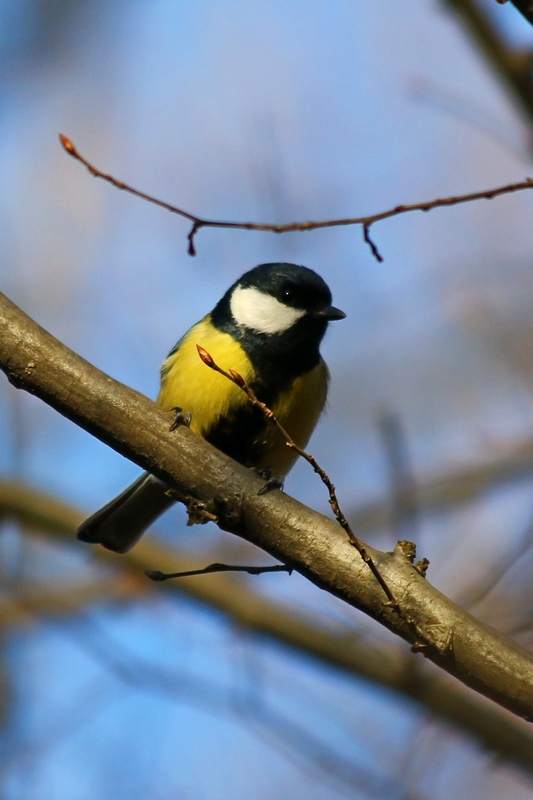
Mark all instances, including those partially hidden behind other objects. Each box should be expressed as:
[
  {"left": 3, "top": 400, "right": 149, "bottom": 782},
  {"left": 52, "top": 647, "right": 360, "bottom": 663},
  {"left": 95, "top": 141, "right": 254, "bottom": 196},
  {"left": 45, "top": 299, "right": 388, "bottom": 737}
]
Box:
[
  {"left": 170, "top": 407, "right": 192, "bottom": 431},
  {"left": 255, "top": 468, "right": 284, "bottom": 495}
]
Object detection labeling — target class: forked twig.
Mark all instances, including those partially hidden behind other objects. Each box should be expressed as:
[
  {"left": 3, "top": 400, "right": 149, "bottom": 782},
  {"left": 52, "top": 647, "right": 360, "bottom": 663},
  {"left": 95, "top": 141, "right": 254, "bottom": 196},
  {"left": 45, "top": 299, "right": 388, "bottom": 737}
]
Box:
[{"left": 59, "top": 134, "right": 533, "bottom": 262}]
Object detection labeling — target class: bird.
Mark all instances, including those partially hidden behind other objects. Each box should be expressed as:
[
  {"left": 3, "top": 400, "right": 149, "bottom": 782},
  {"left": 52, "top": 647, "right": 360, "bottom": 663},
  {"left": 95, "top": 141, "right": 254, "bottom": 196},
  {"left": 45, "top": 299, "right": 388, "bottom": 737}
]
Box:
[{"left": 76, "top": 262, "right": 346, "bottom": 553}]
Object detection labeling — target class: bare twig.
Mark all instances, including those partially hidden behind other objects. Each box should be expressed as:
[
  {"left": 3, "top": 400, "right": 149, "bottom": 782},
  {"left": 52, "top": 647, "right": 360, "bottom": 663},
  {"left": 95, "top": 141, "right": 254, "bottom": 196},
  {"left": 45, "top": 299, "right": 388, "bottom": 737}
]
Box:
[
  {"left": 363, "top": 224, "right": 383, "bottom": 263},
  {"left": 195, "top": 344, "right": 399, "bottom": 610},
  {"left": 145, "top": 562, "right": 292, "bottom": 581},
  {"left": 59, "top": 134, "right": 533, "bottom": 261}
]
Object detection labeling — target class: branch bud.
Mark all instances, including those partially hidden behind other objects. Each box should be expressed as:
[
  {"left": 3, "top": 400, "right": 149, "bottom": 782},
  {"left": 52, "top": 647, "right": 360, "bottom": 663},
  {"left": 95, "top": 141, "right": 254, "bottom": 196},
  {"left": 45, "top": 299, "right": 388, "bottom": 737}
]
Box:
[
  {"left": 196, "top": 344, "right": 215, "bottom": 367},
  {"left": 59, "top": 134, "right": 76, "bottom": 155},
  {"left": 229, "top": 369, "right": 246, "bottom": 388}
]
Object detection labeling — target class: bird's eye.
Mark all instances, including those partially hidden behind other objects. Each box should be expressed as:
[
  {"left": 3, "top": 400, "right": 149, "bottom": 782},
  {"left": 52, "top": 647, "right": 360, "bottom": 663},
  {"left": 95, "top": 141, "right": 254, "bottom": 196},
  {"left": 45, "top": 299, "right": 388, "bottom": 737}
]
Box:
[{"left": 279, "top": 286, "right": 294, "bottom": 304}]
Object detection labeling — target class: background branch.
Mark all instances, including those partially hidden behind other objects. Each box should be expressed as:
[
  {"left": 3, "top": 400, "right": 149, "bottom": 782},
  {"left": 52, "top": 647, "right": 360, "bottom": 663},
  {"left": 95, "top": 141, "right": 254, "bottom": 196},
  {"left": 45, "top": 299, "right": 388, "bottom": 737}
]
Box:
[
  {"left": 2, "top": 479, "right": 533, "bottom": 776},
  {"left": 445, "top": 0, "right": 533, "bottom": 131},
  {"left": 348, "top": 436, "right": 533, "bottom": 536}
]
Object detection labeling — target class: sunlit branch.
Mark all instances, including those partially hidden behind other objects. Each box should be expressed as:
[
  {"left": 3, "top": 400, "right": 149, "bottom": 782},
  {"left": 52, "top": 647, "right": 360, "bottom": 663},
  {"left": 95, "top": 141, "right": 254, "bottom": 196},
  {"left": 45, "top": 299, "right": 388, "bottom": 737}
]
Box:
[{"left": 59, "top": 134, "right": 533, "bottom": 261}]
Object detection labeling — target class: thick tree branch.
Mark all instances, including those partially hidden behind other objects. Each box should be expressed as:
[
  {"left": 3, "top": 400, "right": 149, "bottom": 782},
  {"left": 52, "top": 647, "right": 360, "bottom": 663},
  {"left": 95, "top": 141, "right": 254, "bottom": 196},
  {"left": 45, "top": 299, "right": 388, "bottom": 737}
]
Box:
[
  {"left": 1, "top": 291, "right": 533, "bottom": 720},
  {"left": 2, "top": 479, "right": 533, "bottom": 775}
]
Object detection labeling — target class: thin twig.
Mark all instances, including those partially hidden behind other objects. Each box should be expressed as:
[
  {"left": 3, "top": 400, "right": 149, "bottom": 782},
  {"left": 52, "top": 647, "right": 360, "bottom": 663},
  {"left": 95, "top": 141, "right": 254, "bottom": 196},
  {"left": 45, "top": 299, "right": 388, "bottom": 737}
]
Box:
[
  {"left": 363, "top": 224, "right": 383, "bottom": 263},
  {"left": 195, "top": 345, "right": 399, "bottom": 609},
  {"left": 59, "top": 134, "right": 533, "bottom": 261},
  {"left": 145, "top": 562, "right": 292, "bottom": 581}
]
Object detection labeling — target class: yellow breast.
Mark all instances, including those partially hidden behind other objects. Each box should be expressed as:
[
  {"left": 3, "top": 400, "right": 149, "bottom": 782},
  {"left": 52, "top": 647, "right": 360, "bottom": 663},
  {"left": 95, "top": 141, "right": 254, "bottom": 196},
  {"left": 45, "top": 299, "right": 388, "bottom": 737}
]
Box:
[
  {"left": 158, "top": 316, "right": 253, "bottom": 436},
  {"left": 157, "top": 314, "right": 329, "bottom": 478}
]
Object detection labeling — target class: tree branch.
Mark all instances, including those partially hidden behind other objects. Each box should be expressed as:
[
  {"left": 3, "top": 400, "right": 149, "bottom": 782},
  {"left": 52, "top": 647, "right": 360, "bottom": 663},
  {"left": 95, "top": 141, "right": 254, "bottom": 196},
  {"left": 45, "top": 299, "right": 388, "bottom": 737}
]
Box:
[
  {"left": 60, "top": 135, "right": 533, "bottom": 260},
  {"left": 2, "top": 290, "right": 533, "bottom": 720}
]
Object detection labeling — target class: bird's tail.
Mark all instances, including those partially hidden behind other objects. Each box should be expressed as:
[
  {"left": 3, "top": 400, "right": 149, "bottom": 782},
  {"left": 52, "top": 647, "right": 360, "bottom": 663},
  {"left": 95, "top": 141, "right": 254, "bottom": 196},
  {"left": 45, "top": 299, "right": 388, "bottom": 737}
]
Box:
[{"left": 76, "top": 472, "right": 175, "bottom": 553}]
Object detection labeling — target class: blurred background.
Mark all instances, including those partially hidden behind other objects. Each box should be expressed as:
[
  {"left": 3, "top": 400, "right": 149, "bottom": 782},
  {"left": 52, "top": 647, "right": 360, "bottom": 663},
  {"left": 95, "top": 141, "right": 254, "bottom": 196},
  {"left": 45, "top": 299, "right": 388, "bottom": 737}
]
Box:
[{"left": 2, "top": 1, "right": 533, "bottom": 798}]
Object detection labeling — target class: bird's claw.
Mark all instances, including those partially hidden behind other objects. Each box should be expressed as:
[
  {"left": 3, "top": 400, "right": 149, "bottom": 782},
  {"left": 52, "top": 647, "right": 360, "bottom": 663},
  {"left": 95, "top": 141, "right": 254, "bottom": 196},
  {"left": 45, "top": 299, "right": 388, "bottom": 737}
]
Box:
[
  {"left": 256, "top": 468, "right": 284, "bottom": 495},
  {"left": 170, "top": 407, "right": 192, "bottom": 431}
]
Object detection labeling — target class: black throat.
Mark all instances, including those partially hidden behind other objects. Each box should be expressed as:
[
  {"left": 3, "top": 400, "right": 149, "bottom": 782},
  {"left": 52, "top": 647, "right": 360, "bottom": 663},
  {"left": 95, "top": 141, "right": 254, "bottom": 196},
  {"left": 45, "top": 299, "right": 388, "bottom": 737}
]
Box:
[{"left": 211, "top": 293, "right": 326, "bottom": 391}]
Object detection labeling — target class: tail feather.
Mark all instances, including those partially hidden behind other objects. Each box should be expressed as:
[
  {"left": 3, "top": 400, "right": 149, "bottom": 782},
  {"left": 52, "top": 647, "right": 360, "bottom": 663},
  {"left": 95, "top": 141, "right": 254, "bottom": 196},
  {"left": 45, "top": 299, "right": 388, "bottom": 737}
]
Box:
[{"left": 76, "top": 472, "right": 175, "bottom": 553}]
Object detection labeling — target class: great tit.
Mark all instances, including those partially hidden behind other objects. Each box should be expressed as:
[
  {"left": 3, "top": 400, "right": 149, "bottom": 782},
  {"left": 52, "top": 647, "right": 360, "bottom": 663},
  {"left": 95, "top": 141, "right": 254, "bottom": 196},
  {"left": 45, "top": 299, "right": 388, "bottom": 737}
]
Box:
[{"left": 77, "top": 262, "right": 345, "bottom": 552}]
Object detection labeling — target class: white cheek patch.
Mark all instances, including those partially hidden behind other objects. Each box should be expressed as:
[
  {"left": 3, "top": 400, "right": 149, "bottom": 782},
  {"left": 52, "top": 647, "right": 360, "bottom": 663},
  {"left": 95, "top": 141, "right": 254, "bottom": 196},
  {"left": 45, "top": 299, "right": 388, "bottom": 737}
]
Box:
[{"left": 230, "top": 285, "right": 306, "bottom": 334}]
